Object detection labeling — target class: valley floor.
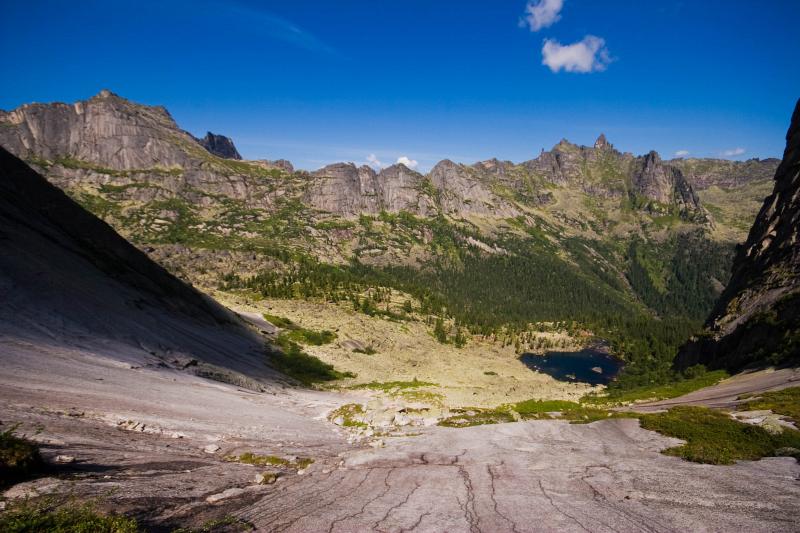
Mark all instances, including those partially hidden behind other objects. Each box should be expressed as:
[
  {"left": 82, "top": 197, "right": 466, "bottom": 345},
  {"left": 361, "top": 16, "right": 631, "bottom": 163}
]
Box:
[
  {"left": 221, "top": 292, "right": 595, "bottom": 408},
  {"left": 2, "top": 333, "right": 799, "bottom": 532}
]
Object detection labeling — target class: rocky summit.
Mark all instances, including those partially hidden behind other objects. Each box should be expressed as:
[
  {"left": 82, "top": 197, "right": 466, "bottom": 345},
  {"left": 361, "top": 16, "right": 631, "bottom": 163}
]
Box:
[{"left": 197, "top": 131, "right": 242, "bottom": 160}]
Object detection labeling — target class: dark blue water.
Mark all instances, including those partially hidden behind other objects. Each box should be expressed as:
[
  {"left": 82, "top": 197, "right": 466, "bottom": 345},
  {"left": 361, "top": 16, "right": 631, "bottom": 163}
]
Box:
[{"left": 519, "top": 348, "right": 623, "bottom": 385}]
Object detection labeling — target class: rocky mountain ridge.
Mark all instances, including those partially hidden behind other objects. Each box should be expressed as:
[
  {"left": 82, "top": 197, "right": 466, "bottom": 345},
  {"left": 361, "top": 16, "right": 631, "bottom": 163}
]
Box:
[
  {"left": 0, "top": 90, "right": 777, "bottom": 223},
  {"left": 676, "top": 99, "right": 800, "bottom": 371}
]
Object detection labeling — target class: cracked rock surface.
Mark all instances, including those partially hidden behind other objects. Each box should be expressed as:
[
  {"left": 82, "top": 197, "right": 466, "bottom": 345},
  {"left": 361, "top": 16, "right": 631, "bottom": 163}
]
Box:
[{"left": 2, "top": 348, "right": 799, "bottom": 532}]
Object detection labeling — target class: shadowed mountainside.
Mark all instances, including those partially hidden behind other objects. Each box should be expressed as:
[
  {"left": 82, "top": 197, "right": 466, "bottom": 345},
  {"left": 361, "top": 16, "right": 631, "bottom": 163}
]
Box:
[
  {"left": 0, "top": 146, "right": 274, "bottom": 386},
  {"left": 676, "top": 99, "right": 800, "bottom": 371}
]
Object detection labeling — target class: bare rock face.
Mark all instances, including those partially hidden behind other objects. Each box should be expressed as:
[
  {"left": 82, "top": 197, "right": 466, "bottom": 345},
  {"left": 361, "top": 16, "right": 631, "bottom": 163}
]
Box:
[
  {"left": 0, "top": 147, "right": 272, "bottom": 383},
  {"left": 377, "top": 164, "right": 436, "bottom": 215},
  {"left": 675, "top": 99, "right": 800, "bottom": 371},
  {"left": 0, "top": 91, "right": 293, "bottom": 210},
  {"left": 0, "top": 89, "right": 195, "bottom": 170},
  {"left": 197, "top": 132, "right": 241, "bottom": 160},
  {"left": 428, "top": 159, "right": 519, "bottom": 217},
  {"left": 632, "top": 151, "right": 700, "bottom": 215},
  {"left": 307, "top": 163, "right": 381, "bottom": 215}
]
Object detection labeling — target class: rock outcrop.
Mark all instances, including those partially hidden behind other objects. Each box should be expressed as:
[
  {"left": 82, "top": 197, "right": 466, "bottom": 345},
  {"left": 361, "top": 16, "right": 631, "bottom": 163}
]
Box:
[
  {"left": 514, "top": 136, "right": 703, "bottom": 217},
  {"left": 631, "top": 151, "right": 700, "bottom": 215},
  {"left": 428, "top": 159, "right": 519, "bottom": 216},
  {"left": 0, "top": 90, "right": 290, "bottom": 210},
  {"left": 198, "top": 132, "right": 242, "bottom": 160},
  {"left": 675, "top": 99, "right": 800, "bottom": 371},
  {"left": 307, "top": 163, "right": 382, "bottom": 215}
]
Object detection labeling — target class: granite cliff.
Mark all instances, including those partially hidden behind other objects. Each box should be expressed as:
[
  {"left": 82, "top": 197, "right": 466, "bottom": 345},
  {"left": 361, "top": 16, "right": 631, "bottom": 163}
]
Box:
[{"left": 676, "top": 99, "right": 800, "bottom": 371}]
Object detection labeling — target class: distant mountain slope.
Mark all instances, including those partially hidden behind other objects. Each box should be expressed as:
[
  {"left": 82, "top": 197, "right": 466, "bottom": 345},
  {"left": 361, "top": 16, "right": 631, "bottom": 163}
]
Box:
[
  {"left": 676, "top": 99, "right": 800, "bottom": 371},
  {"left": 0, "top": 146, "right": 272, "bottom": 386}
]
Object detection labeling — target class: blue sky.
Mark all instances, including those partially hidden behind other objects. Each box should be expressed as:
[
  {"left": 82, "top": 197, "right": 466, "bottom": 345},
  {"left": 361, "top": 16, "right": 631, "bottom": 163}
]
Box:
[{"left": 1, "top": 0, "right": 798, "bottom": 172}]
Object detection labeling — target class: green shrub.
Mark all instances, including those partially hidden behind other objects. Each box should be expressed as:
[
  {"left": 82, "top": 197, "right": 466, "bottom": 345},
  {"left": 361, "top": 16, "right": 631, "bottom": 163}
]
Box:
[
  {"left": 583, "top": 370, "right": 728, "bottom": 405},
  {"left": 171, "top": 514, "right": 254, "bottom": 532},
  {"left": 438, "top": 408, "right": 515, "bottom": 428},
  {"left": 267, "top": 338, "right": 354, "bottom": 385},
  {"left": 639, "top": 406, "right": 800, "bottom": 464},
  {"left": 226, "top": 452, "right": 312, "bottom": 469},
  {"left": 262, "top": 313, "right": 296, "bottom": 329},
  {"left": 329, "top": 404, "right": 367, "bottom": 427},
  {"left": 347, "top": 379, "right": 436, "bottom": 392},
  {"left": 0, "top": 424, "right": 44, "bottom": 489},
  {"left": 286, "top": 328, "right": 336, "bottom": 346}
]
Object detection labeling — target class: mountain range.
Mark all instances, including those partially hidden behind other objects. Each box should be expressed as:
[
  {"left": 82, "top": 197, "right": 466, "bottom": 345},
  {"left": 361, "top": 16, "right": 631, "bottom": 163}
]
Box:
[{"left": 0, "top": 90, "right": 785, "bottom": 381}]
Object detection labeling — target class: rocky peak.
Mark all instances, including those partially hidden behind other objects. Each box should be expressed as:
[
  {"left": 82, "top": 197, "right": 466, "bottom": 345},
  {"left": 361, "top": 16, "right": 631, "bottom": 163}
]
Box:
[
  {"left": 428, "top": 159, "right": 463, "bottom": 190},
  {"left": 643, "top": 150, "right": 662, "bottom": 166},
  {"left": 0, "top": 91, "right": 190, "bottom": 168},
  {"left": 378, "top": 163, "right": 422, "bottom": 180},
  {"left": 631, "top": 150, "right": 700, "bottom": 214},
  {"left": 198, "top": 132, "right": 242, "bottom": 160},
  {"left": 675, "top": 99, "right": 800, "bottom": 371},
  {"left": 594, "top": 133, "right": 611, "bottom": 150},
  {"left": 554, "top": 138, "right": 577, "bottom": 151},
  {"left": 429, "top": 158, "right": 459, "bottom": 175},
  {"left": 473, "top": 158, "right": 508, "bottom": 177},
  {"left": 268, "top": 159, "right": 294, "bottom": 173}
]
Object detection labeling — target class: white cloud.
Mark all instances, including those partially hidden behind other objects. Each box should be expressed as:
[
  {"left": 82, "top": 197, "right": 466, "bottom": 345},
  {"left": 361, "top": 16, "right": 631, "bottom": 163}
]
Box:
[
  {"left": 721, "top": 147, "right": 746, "bottom": 157},
  {"left": 541, "top": 35, "right": 611, "bottom": 73},
  {"left": 520, "top": 0, "right": 564, "bottom": 32},
  {"left": 396, "top": 156, "right": 418, "bottom": 169},
  {"left": 366, "top": 153, "right": 384, "bottom": 168},
  {"left": 674, "top": 150, "right": 690, "bottom": 157}
]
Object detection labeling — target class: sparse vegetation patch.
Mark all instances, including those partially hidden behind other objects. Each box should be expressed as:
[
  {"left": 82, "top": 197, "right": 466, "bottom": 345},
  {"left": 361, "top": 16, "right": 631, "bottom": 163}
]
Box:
[
  {"left": 740, "top": 386, "right": 800, "bottom": 424},
  {"left": 329, "top": 403, "right": 368, "bottom": 428},
  {"left": 639, "top": 406, "right": 800, "bottom": 464},
  {"left": 226, "top": 452, "right": 313, "bottom": 470},
  {"left": 0, "top": 498, "right": 140, "bottom": 533}
]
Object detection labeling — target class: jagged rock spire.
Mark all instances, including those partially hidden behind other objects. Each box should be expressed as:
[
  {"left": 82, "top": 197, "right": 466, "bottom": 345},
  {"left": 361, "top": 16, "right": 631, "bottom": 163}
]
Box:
[
  {"left": 594, "top": 133, "right": 610, "bottom": 149},
  {"left": 198, "top": 132, "right": 242, "bottom": 160}
]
